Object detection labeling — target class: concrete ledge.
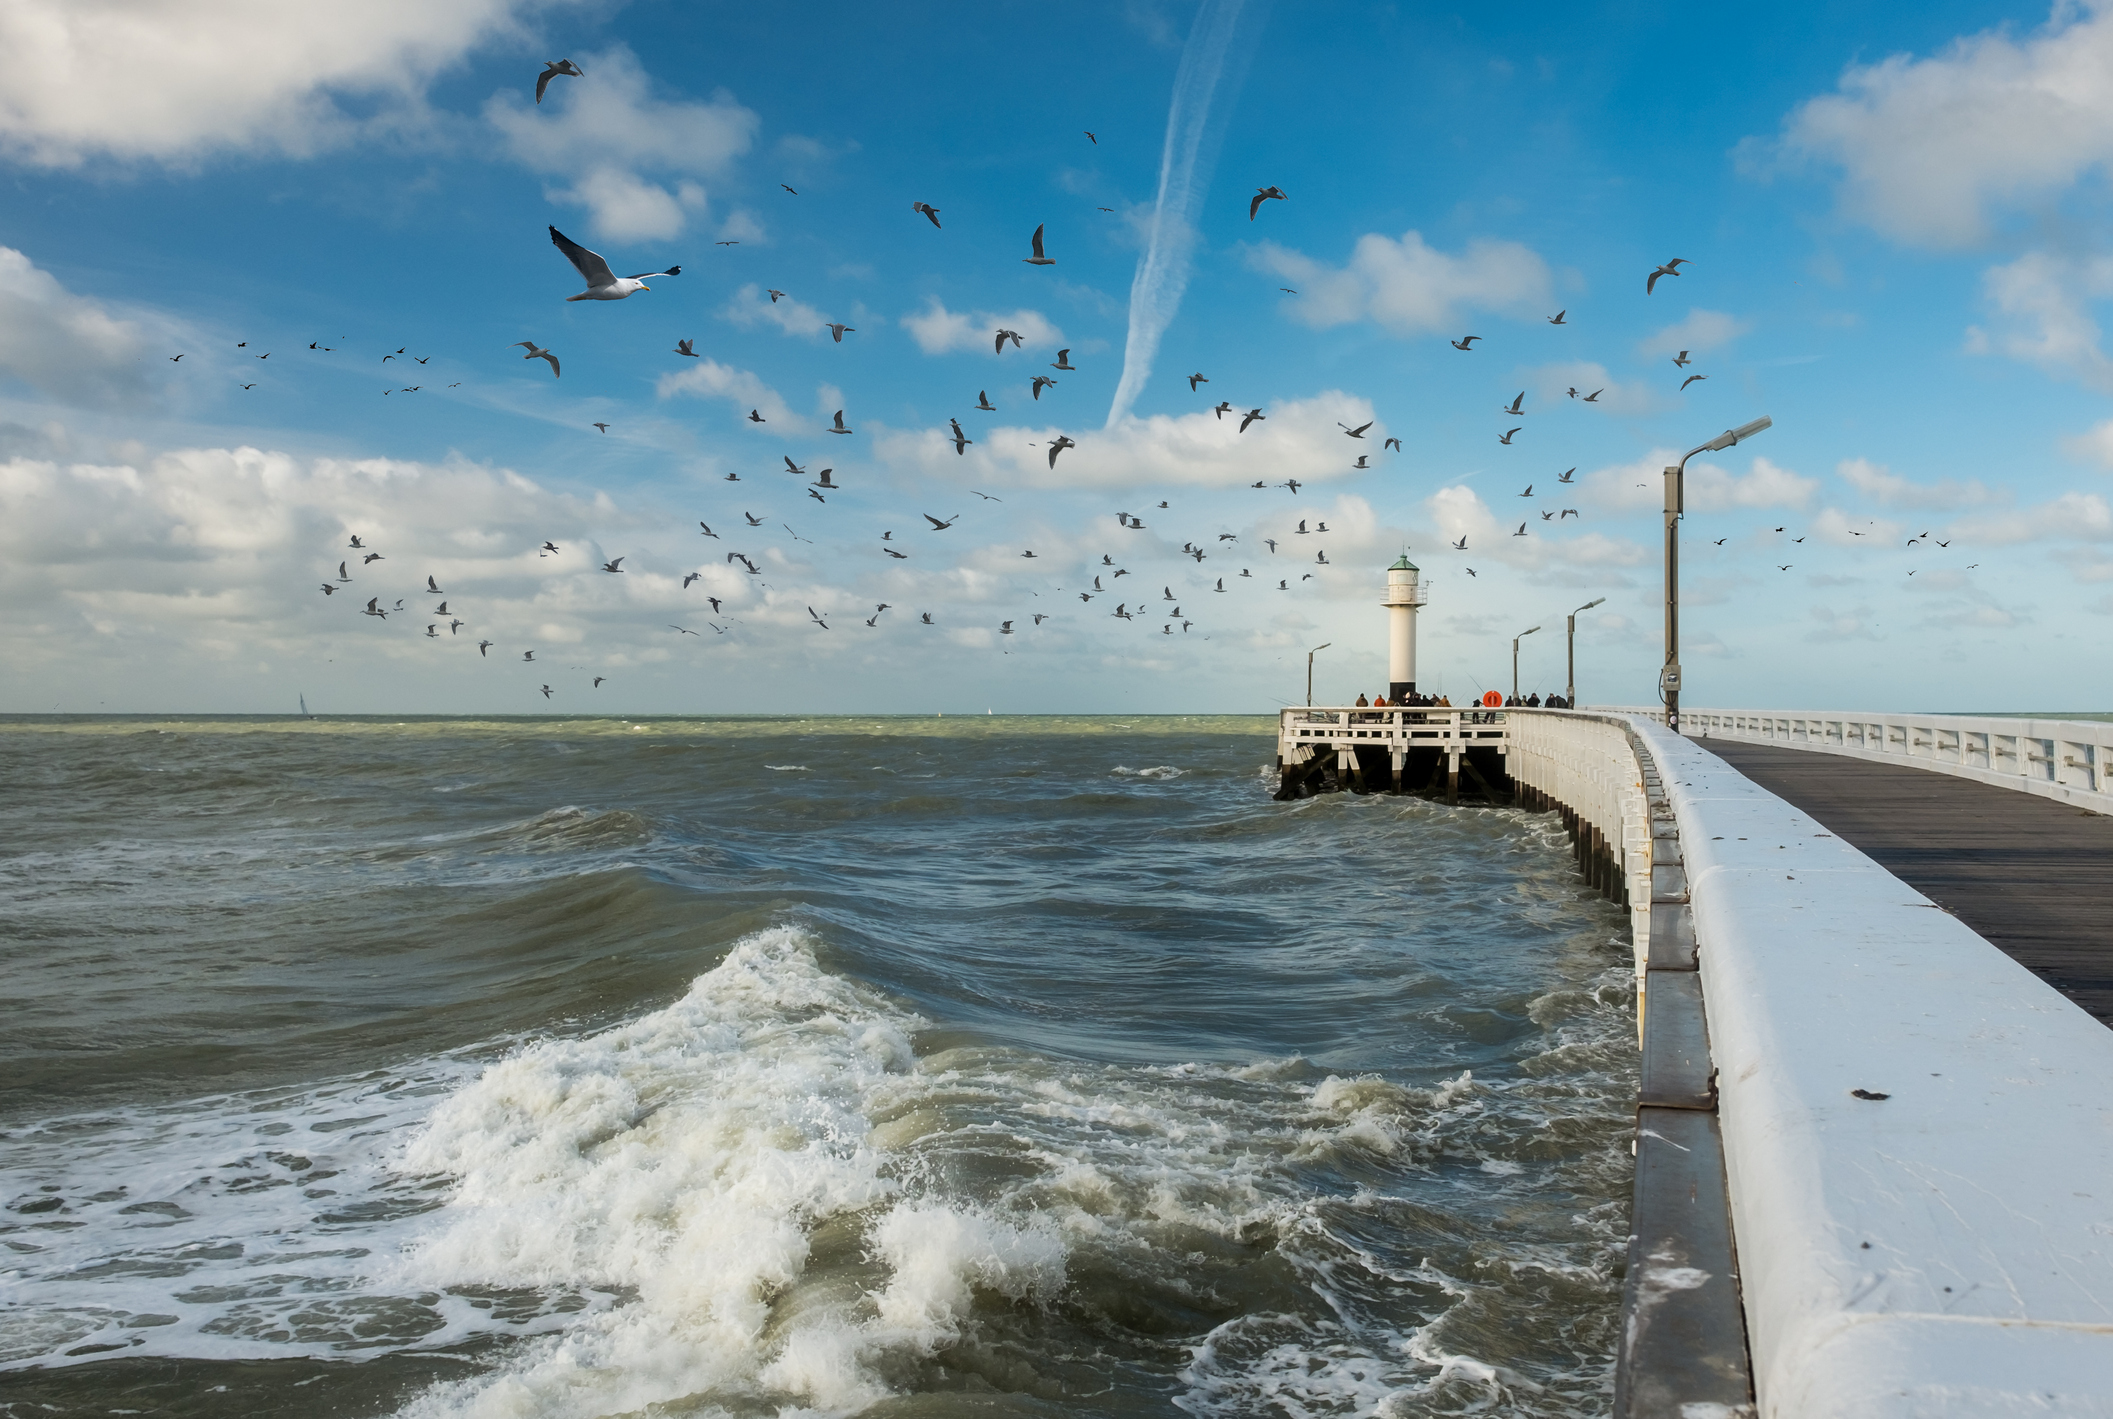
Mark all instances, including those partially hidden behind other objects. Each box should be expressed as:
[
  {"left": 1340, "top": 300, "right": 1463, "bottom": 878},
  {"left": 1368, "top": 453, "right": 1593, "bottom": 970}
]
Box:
[{"left": 1627, "top": 717, "right": 2113, "bottom": 1417}]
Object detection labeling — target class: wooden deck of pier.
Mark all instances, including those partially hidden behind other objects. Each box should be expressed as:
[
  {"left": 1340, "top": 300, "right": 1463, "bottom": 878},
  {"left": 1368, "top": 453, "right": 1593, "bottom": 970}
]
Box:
[{"left": 1698, "top": 738, "right": 2113, "bottom": 1026}]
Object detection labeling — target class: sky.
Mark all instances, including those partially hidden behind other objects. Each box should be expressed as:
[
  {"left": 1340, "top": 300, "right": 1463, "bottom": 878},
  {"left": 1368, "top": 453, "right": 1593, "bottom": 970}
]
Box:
[{"left": 3, "top": 0, "right": 2112, "bottom": 715}]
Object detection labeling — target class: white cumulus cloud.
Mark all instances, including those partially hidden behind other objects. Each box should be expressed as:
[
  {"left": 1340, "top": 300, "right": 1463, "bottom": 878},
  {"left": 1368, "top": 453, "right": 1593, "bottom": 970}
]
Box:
[
  {"left": 1637, "top": 309, "right": 1751, "bottom": 359},
  {"left": 1967, "top": 249, "right": 2113, "bottom": 391},
  {"left": 0, "top": 0, "right": 547, "bottom": 167},
  {"left": 1835, "top": 457, "right": 1995, "bottom": 509},
  {"left": 899, "top": 298, "right": 1064, "bottom": 357},
  {"left": 1522, "top": 362, "right": 1665, "bottom": 417},
  {"left": 655, "top": 360, "right": 793, "bottom": 426},
  {"left": 1578, "top": 451, "right": 1820, "bottom": 515},
  {"left": 0, "top": 246, "right": 196, "bottom": 410},
  {"left": 487, "top": 47, "right": 759, "bottom": 242},
  {"left": 1761, "top": 2, "right": 2113, "bottom": 248},
  {"left": 721, "top": 283, "right": 832, "bottom": 340},
  {"left": 1248, "top": 230, "right": 1552, "bottom": 335}
]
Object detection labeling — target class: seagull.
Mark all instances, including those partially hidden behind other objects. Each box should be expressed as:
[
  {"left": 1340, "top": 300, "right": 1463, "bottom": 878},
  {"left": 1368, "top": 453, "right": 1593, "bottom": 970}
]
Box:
[
  {"left": 1265, "top": 538, "right": 1278, "bottom": 552},
  {"left": 828, "top": 409, "right": 852, "bottom": 434},
  {"left": 425, "top": 624, "right": 439, "bottom": 638},
  {"left": 698, "top": 523, "right": 718, "bottom": 539},
  {"left": 1047, "top": 435, "right": 1076, "bottom": 467},
  {"left": 1515, "top": 523, "right": 1529, "bottom": 536},
  {"left": 747, "top": 409, "right": 766, "bottom": 423},
  {"left": 784, "top": 456, "right": 805, "bottom": 476},
  {"left": 1352, "top": 455, "right": 1368, "bottom": 469},
  {"left": 807, "top": 606, "right": 829, "bottom": 629},
  {"left": 1249, "top": 185, "right": 1287, "bottom": 219},
  {"left": 1646, "top": 258, "right": 1689, "bottom": 294},
  {"left": 541, "top": 541, "right": 561, "bottom": 555},
  {"left": 767, "top": 290, "right": 786, "bottom": 303},
  {"left": 593, "top": 422, "right": 610, "bottom": 432},
  {"left": 1022, "top": 223, "right": 1055, "bottom": 265},
  {"left": 1561, "top": 508, "right": 1579, "bottom": 519},
  {"left": 1498, "top": 428, "right": 1520, "bottom": 445},
  {"left": 1681, "top": 374, "right": 1707, "bottom": 391},
  {"left": 1214, "top": 401, "right": 1233, "bottom": 419},
  {"left": 826, "top": 323, "right": 854, "bottom": 342},
  {"left": 976, "top": 390, "right": 997, "bottom": 410},
  {"left": 1033, "top": 613, "right": 1048, "bottom": 625},
  {"left": 425, "top": 575, "right": 443, "bottom": 593},
  {"left": 523, "top": 650, "right": 536, "bottom": 661},
  {"left": 921, "top": 612, "right": 934, "bottom": 624},
  {"left": 1452, "top": 536, "right": 1467, "bottom": 550},
  {"left": 319, "top": 583, "right": 336, "bottom": 595},
  {"left": 548, "top": 225, "right": 679, "bottom": 301},
  {"left": 1558, "top": 468, "right": 1575, "bottom": 483},
  {"left": 1541, "top": 510, "right": 1554, "bottom": 521},
  {"left": 912, "top": 201, "right": 942, "bottom": 228},
  {"left": 1051, "top": 349, "right": 1075, "bottom": 370},
  {"left": 514, "top": 341, "right": 560, "bottom": 377},
  {"left": 1022, "top": 549, "right": 1036, "bottom": 557},
  {"left": 1189, "top": 373, "right": 1210, "bottom": 390},
  {"left": 971, "top": 489, "right": 1000, "bottom": 500},
  {"left": 239, "top": 383, "right": 255, "bottom": 390},
  {"left": 1501, "top": 392, "right": 1526, "bottom": 416},
  {"left": 1519, "top": 484, "right": 1536, "bottom": 498},
  {"left": 349, "top": 535, "right": 366, "bottom": 548},
  {"left": 925, "top": 513, "right": 958, "bottom": 530},
  {"left": 1284, "top": 478, "right": 1301, "bottom": 494},
  {"left": 1340, "top": 421, "right": 1372, "bottom": 438},
  {"left": 675, "top": 338, "right": 697, "bottom": 357},
  {"left": 363, "top": 552, "right": 384, "bottom": 564},
  {"left": 1239, "top": 408, "right": 1266, "bottom": 432},
  {"left": 169, "top": 354, "right": 184, "bottom": 362},
  {"left": 1465, "top": 568, "right": 1477, "bottom": 577},
  {"left": 1582, "top": 389, "right": 1602, "bottom": 402},
  {"left": 948, "top": 419, "right": 973, "bottom": 454},
  {"left": 536, "top": 59, "right": 583, "bottom": 103},
  {"left": 683, "top": 573, "right": 701, "bottom": 589},
  {"left": 593, "top": 677, "right": 606, "bottom": 688},
  {"left": 1672, "top": 350, "right": 1691, "bottom": 368},
  {"left": 744, "top": 511, "right": 765, "bottom": 526},
  {"left": 1279, "top": 287, "right": 1297, "bottom": 294},
  {"left": 1451, "top": 335, "right": 1480, "bottom": 350},
  {"left": 478, "top": 640, "right": 493, "bottom": 655},
  {"left": 337, "top": 562, "right": 351, "bottom": 581},
  {"left": 809, "top": 488, "right": 826, "bottom": 502},
  {"left": 1031, "top": 376, "right": 1056, "bottom": 399},
  {"left": 1295, "top": 519, "right": 1309, "bottom": 534},
  {"left": 1000, "top": 620, "right": 1014, "bottom": 634},
  {"left": 1548, "top": 310, "right": 1567, "bottom": 324},
  {"left": 602, "top": 557, "right": 625, "bottom": 573},
  {"left": 781, "top": 184, "right": 797, "bottom": 195},
  {"left": 995, "top": 329, "right": 1023, "bottom": 353},
  {"left": 541, "top": 685, "right": 552, "bottom": 698}
]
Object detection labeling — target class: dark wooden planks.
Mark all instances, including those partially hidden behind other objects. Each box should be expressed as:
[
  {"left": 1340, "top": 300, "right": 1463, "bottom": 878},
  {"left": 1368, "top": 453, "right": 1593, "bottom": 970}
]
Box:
[{"left": 1697, "top": 739, "right": 2113, "bottom": 1025}]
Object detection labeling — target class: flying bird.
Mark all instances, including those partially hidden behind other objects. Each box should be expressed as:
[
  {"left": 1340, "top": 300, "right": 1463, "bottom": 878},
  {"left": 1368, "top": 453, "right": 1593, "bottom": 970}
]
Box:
[
  {"left": 1051, "top": 349, "right": 1075, "bottom": 370},
  {"left": 549, "top": 225, "right": 679, "bottom": 301},
  {"left": 1547, "top": 310, "right": 1567, "bottom": 324},
  {"left": 826, "top": 322, "right": 854, "bottom": 342},
  {"left": 602, "top": 558, "right": 625, "bottom": 573},
  {"left": 948, "top": 419, "right": 972, "bottom": 454},
  {"left": 1352, "top": 455, "right": 1368, "bottom": 469},
  {"left": 1031, "top": 375, "right": 1057, "bottom": 399},
  {"left": 807, "top": 606, "right": 829, "bottom": 629},
  {"left": 514, "top": 341, "right": 560, "bottom": 377},
  {"left": 1249, "top": 185, "right": 1287, "bottom": 220},
  {"left": 1189, "top": 373, "right": 1209, "bottom": 390},
  {"left": 1498, "top": 428, "right": 1520, "bottom": 444},
  {"left": 425, "top": 576, "right": 443, "bottom": 593},
  {"left": 1672, "top": 350, "right": 1691, "bottom": 368},
  {"left": 675, "top": 338, "right": 697, "bottom": 357},
  {"left": 478, "top": 641, "right": 492, "bottom": 656},
  {"left": 994, "top": 329, "right": 1023, "bottom": 353},
  {"left": 1501, "top": 392, "right": 1526, "bottom": 416},
  {"left": 1558, "top": 468, "right": 1575, "bottom": 483},
  {"left": 976, "top": 390, "right": 997, "bottom": 410},
  {"left": 744, "top": 511, "right": 765, "bottom": 526},
  {"left": 1646, "top": 258, "right": 1690, "bottom": 294},
  {"left": 745, "top": 409, "right": 766, "bottom": 423},
  {"left": 1340, "top": 421, "right": 1372, "bottom": 438},
  {"left": 523, "top": 650, "right": 536, "bottom": 661},
  {"left": 1047, "top": 435, "right": 1076, "bottom": 467},
  {"left": 766, "top": 290, "right": 786, "bottom": 303},
  {"left": 925, "top": 513, "right": 958, "bottom": 530},
  {"left": 1451, "top": 335, "right": 1480, "bottom": 350},
  {"left": 683, "top": 573, "right": 701, "bottom": 589},
  {"left": 1582, "top": 389, "right": 1603, "bottom": 402},
  {"left": 828, "top": 409, "right": 852, "bottom": 434},
  {"left": 912, "top": 201, "right": 942, "bottom": 228},
  {"left": 1515, "top": 523, "right": 1528, "bottom": 536},
  {"left": 536, "top": 59, "right": 583, "bottom": 104},
  {"left": 541, "top": 685, "right": 552, "bottom": 698},
  {"left": 363, "top": 552, "right": 384, "bottom": 564},
  {"left": 1022, "top": 224, "right": 1055, "bottom": 265},
  {"left": 1519, "top": 484, "right": 1534, "bottom": 498},
  {"left": 1452, "top": 536, "right": 1467, "bottom": 550},
  {"left": 1680, "top": 374, "right": 1707, "bottom": 391},
  {"left": 1239, "top": 408, "right": 1266, "bottom": 432},
  {"left": 593, "top": 422, "right": 610, "bottom": 432}
]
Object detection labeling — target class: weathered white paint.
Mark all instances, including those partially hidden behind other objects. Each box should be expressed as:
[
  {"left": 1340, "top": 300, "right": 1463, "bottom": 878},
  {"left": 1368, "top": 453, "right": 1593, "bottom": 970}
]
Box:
[
  {"left": 1626, "top": 715, "right": 2113, "bottom": 1417},
  {"left": 1605, "top": 707, "right": 2113, "bottom": 816}
]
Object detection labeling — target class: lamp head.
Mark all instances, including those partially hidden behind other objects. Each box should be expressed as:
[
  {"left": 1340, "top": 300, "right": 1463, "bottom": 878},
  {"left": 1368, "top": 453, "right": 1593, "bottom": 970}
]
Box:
[
  {"left": 1702, "top": 414, "right": 1773, "bottom": 453},
  {"left": 1583, "top": 597, "right": 1606, "bottom": 611}
]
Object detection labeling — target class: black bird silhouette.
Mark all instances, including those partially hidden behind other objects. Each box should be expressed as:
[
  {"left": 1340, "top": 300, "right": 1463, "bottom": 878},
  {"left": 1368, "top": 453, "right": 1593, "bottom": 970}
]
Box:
[
  {"left": 1646, "top": 258, "right": 1690, "bottom": 294},
  {"left": 1451, "top": 335, "right": 1479, "bottom": 350},
  {"left": 913, "top": 201, "right": 941, "bottom": 228},
  {"left": 1249, "top": 185, "right": 1287, "bottom": 220},
  {"left": 537, "top": 58, "right": 583, "bottom": 103}
]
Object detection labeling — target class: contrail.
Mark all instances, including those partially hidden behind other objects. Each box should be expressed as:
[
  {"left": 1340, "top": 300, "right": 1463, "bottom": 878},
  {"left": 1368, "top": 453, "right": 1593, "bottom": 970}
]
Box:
[{"left": 1105, "top": 0, "right": 1265, "bottom": 428}]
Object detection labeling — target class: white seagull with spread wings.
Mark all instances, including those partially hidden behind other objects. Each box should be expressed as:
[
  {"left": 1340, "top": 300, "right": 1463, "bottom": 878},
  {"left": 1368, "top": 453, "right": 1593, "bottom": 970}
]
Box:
[{"left": 548, "top": 226, "right": 680, "bottom": 302}]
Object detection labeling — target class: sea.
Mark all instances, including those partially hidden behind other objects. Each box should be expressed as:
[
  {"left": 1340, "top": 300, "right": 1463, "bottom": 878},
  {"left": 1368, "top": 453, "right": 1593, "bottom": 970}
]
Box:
[{"left": 0, "top": 715, "right": 1639, "bottom": 1418}]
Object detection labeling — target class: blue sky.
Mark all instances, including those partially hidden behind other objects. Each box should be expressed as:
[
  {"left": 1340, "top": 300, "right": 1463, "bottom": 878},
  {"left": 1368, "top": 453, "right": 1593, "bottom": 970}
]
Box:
[{"left": 3, "top": 0, "right": 2109, "bottom": 714}]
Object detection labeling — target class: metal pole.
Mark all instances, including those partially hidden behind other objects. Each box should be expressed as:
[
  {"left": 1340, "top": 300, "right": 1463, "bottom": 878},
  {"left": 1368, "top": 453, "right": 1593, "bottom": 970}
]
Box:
[
  {"left": 1662, "top": 416, "right": 1772, "bottom": 733},
  {"left": 1512, "top": 637, "right": 1519, "bottom": 700},
  {"left": 1567, "top": 614, "right": 1576, "bottom": 707},
  {"left": 1306, "top": 642, "right": 1330, "bottom": 706}
]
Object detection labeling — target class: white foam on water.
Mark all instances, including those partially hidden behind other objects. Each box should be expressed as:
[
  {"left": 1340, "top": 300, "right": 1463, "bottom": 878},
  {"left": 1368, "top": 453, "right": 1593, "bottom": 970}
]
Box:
[
  {"left": 764, "top": 764, "right": 809, "bottom": 771},
  {"left": 1111, "top": 764, "right": 1185, "bottom": 779}
]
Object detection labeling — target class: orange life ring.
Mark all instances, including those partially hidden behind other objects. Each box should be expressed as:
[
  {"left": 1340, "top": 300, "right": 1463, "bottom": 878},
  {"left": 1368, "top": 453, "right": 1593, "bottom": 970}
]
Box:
[{"left": 1482, "top": 690, "right": 1503, "bottom": 708}]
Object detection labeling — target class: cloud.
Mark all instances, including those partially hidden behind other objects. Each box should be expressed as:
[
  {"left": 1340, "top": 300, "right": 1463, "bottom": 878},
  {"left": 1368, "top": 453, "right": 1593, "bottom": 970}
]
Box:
[
  {"left": 1423, "top": 485, "right": 1647, "bottom": 575},
  {"left": 1637, "top": 309, "right": 1751, "bottom": 359},
  {"left": 0, "top": 246, "right": 195, "bottom": 410},
  {"left": 1760, "top": 3, "right": 2113, "bottom": 248},
  {"left": 655, "top": 360, "right": 793, "bottom": 425},
  {"left": 1806, "top": 605, "right": 1884, "bottom": 642},
  {"left": 2060, "top": 418, "right": 2113, "bottom": 469},
  {"left": 1578, "top": 451, "right": 1820, "bottom": 514},
  {"left": 1966, "top": 249, "right": 2113, "bottom": 391},
  {"left": 1964, "top": 489, "right": 2113, "bottom": 544},
  {"left": 487, "top": 47, "right": 759, "bottom": 241},
  {"left": 1248, "top": 230, "right": 1552, "bottom": 335},
  {"left": 1521, "top": 362, "right": 1664, "bottom": 416},
  {"left": 0, "top": 0, "right": 541, "bottom": 168},
  {"left": 899, "top": 298, "right": 1064, "bottom": 357},
  {"left": 1812, "top": 506, "right": 1905, "bottom": 546},
  {"left": 1835, "top": 457, "right": 1995, "bottom": 509},
  {"left": 872, "top": 391, "right": 1379, "bottom": 490},
  {"left": 721, "top": 283, "right": 831, "bottom": 339}
]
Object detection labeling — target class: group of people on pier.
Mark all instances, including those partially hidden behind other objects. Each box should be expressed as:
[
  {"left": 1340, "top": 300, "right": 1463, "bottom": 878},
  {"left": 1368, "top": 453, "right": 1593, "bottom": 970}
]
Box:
[{"left": 1353, "top": 691, "right": 1450, "bottom": 708}]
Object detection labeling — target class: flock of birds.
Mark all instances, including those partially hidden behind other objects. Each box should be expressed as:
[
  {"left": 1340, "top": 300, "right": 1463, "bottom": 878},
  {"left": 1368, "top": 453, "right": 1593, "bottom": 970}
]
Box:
[{"left": 192, "top": 56, "right": 1969, "bottom": 700}]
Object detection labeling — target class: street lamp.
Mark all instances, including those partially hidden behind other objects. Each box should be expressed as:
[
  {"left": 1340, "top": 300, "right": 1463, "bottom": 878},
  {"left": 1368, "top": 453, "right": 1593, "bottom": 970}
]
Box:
[
  {"left": 1664, "top": 416, "right": 1772, "bottom": 732},
  {"left": 1306, "top": 642, "right": 1331, "bottom": 707},
  {"left": 1512, "top": 625, "right": 1541, "bottom": 701},
  {"left": 1566, "top": 597, "right": 1605, "bottom": 708}
]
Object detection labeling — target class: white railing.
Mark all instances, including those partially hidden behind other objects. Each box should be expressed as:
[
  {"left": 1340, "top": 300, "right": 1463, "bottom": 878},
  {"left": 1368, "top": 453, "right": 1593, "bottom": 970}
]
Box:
[
  {"left": 1644, "top": 708, "right": 2113, "bottom": 814},
  {"left": 1505, "top": 711, "right": 1654, "bottom": 983},
  {"left": 1276, "top": 706, "right": 1509, "bottom": 765}
]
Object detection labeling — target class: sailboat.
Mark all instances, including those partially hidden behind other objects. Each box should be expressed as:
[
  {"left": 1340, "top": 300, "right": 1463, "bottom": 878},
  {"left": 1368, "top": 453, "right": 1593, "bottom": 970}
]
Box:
[{"left": 299, "top": 693, "right": 313, "bottom": 720}]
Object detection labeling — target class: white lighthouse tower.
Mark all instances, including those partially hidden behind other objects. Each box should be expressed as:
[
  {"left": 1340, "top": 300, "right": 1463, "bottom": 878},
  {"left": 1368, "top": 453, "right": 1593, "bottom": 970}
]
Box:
[{"left": 1383, "top": 554, "right": 1427, "bottom": 701}]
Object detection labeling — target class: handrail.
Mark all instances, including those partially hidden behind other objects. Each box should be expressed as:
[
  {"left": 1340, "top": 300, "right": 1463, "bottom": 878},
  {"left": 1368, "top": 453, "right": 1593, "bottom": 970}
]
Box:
[{"left": 1597, "top": 706, "right": 2112, "bottom": 814}]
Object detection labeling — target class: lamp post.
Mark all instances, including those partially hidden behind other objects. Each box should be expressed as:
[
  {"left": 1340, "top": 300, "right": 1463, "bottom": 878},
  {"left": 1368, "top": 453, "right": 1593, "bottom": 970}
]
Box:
[
  {"left": 1664, "top": 416, "right": 1773, "bottom": 732},
  {"left": 1306, "top": 642, "right": 1331, "bottom": 707},
  {"left": 1566, "top": 597, "right": 1605, "bottom": 708},
  {"left": 1512, "top": 625, "right": 1540, "bottom": 701}
]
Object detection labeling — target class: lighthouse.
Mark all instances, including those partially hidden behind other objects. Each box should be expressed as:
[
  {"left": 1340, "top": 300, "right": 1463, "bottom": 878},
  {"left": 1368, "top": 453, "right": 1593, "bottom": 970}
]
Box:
[{"left": 1382, "top": 554, "right": 1427, "bottom": 701}]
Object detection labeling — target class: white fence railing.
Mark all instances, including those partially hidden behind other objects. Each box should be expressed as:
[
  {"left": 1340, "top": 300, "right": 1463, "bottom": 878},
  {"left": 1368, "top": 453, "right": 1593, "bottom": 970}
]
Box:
[
  {"left": 1618, "top": 708, "right": 2113, "bottom": 814},
  {"left": 1275, "top": 706, "right": 1509, "bottom": 766},
  {"left": 1505, "top": 711, "right": 1653, "bottom": 981}
]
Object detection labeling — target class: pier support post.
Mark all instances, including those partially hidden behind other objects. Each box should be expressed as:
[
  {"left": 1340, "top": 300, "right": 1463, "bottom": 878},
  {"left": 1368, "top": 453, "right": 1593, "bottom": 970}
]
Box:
[{"left": 1446, "top": 751, "right": 1459, "bottom": 805}]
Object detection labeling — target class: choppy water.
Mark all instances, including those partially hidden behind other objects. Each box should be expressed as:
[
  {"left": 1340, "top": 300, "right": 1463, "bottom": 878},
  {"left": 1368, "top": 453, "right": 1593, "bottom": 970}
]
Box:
[{"left": 0, "top": 715, "right": 1637, "bottom": 1417}]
